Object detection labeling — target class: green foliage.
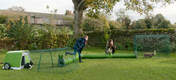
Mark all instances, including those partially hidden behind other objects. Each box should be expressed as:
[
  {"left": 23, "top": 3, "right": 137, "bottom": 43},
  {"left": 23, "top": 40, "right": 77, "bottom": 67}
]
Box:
[
  {"left": 0, "top": 24, "right": 7, "bottom": 38},
  {"left": 0, "top": 22, "right": 72, "bottom": 50},
  {"left": 87, "top": 31, "right": 106, "bottom": 47},
  {"left": 123, "top": 17, "right": 131, "bottom": 29},
  {"left": 116, "top": 9, "right": 131, "bottom": 29},
  {"left": 104, "top": 31, "right": 110, "bottom": 42},
  {"left": 37, "top": 27, "right": 58, "bottom": 49},
  {"left": 7, "top": 16, "right": 34, "bottom": 50},
  {"left": 152, "top": 14, "right": 171, "bottom": 28},
  {"left": 0, "top": 49, "right": 8, "bottom": 54},
  {"left": 28, "top": 25, "right": 70, "bottom": 49},
  {"left": 131, "top": 14, "right": 172, "bottom": 29},
  {"left": 131, "top": 19, "right": 146, "bottom": 29},
  {"left": 144, "top": 18, "right": 152, "bottom": 29},
  {"left": 98, "top": 14, "right": 110, "bottom": 30},
  {"left": 84, "top": 0, "right": 117, "bottom": 18},
  {"left": 83, "top": 15, "right": 110, "bottom": 31},
  {"left": 72, "top": 0, "right": 174, "bottom": 37},
  {"left": 109, "top": 21, "right": 122, "bottom": 30},
  {"left": 58, "top": 27, "right": 73, "bottom": 35},
  {"left": 79, "top": 0, "right": 173, "bottom": 18},
  {"left": 82, "top": 18, "right": 104, "bottom": 31},
  {"left": 66, "top": 36, "right": 76, "bottom": 48},
  {"left": 0, "top": 15, "right": 8, "bottom": 24},
  {"left": 87, "top": 29, "right": 176, "bottom": 51}
]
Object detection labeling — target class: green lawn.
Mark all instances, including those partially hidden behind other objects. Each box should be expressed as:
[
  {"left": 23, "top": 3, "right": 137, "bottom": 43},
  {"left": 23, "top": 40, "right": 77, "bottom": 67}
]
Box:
[{"left": 0, "top": 48, "right": 176, "bottom": 80}]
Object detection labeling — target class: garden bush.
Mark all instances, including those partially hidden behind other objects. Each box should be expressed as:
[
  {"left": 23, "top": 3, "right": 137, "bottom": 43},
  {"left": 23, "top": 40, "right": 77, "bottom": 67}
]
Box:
[
  {"left": 87, "top": 28, "right": 176, "bottom": 51},
  {"left": 0, "top": 17, "right": 72, "bottom": 50},
  {"left": 0, "top": 24, "right": 7, "bottom": 38},
  {"left": 26, "top": 25, "right": 71, "bottom": 50},
  {"left": 82, "top": 18, "right": 104, "bottom": 31},
  {"left": 7, "top": 16, "right": 34, "bottom": 50},
  {"left": 0, "top": 15, "right": 8, "bottom": 24}
]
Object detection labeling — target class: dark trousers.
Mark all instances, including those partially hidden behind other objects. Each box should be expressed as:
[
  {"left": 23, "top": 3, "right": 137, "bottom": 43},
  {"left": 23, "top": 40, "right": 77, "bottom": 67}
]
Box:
[
  {"left": 73, "top": 49, "right": 82, "bottom": 62},
  {"left": 112, "top": 47, "right": 115, "bottom": 54}
]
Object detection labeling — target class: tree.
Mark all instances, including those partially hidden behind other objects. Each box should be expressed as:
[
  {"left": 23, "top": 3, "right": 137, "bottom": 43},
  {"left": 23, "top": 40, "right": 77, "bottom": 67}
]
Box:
[
  {"left": 144, "top": 17, "right": 152, "bottom": 29},
  {"left": 116, "top": 9, "right": 131, "bottom": 29},
  {"left": 82, "top": 14, "right": 110, "bottom": 31},
  {"left": 152, "top": 14, "right": 171, "bottom": 28},
  {"left": 116, "top": 9, "right": 127, "bottom": 23},
  {"left": 72, "top": 0, "right": 174, "bottom": 37},
  {"left": 72, "top": 0, "right": 117, "bottom": 37},
  {"left": 82, "top": 18, "right": 104, "bottom": 31},
  {"left": 131, "top": 19, "right": 147, "bottom": 29},
  {"left": 109, "top": 21, "right": 122, "bottom": 29}
]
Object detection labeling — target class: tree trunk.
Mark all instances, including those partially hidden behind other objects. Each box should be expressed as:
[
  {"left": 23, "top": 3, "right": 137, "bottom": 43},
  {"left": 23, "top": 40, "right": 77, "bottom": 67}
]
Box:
[
  {"left": 73, "top": 9, "right": 83, "bottom": 38},
  {"left": 72, "top": 0, "right": 84, "bottom": 38}
]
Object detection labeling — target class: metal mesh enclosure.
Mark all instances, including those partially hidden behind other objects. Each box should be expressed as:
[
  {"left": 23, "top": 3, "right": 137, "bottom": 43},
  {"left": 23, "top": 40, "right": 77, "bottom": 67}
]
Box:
[
  {"left": 134, "top": 35, "right": 171, "bottom": 56},
  {"left": 30, "top": 48, "right": 79, "bottom": 73}
]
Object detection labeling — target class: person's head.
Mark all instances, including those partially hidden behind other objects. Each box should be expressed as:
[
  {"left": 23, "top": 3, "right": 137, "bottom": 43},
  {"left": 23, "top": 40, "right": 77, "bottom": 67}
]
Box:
[
  {"left": 109, "top": 39, "right": 113, "bottom": 46},
  {"left": 84, "top": 35, "right": 88, "bottom": 41}
]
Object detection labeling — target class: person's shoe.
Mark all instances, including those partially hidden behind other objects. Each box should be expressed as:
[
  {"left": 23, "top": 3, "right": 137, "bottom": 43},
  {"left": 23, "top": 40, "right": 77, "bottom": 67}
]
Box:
[{"left": 79, "top": 61, "right": 83, "bottom": 63}]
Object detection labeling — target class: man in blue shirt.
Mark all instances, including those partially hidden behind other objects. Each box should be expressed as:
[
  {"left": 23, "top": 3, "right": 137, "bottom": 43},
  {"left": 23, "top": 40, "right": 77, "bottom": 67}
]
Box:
[{"left": 73, "top": 35, "right": 88, "bottom": 63}]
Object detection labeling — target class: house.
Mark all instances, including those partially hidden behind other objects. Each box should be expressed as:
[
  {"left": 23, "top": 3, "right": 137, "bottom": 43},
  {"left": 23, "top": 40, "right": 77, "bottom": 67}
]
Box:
[{"left": 0, "top": 10, "right": 73, "bottom": 26}]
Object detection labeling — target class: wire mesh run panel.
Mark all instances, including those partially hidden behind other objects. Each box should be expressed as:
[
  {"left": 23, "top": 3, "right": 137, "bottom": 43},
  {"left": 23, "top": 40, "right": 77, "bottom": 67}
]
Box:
[{"left": 134, "top": 34, "right": 171, "bottom": 56}]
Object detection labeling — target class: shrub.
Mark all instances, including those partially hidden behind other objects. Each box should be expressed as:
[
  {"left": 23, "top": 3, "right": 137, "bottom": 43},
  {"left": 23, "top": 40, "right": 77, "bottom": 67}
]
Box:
[
  {"left": 0, "top": 24, "right": 7, "bottom": 38},
  {"left": 109, "top": 21, "right": 122, "bottom": 30},
  {"left": 28, "top": 25, "right": 71, "bottom": 49},
  {"left": 82, "top": 18, "right": 104, "bottom": 31},
  {"left": 82, "top": 15, "right": 110, "bottom": 32},
  {"left": 0, "top": 48, "right": 8, "bottom": 54},
  {"left": 0, "top": 15, "right": 8, "bottom": 24},
  {"left": 7, "top": 16, "right": 34, "bottom": 50},
  {"left": 87, "top": 29, "right": 176, "bottom": 51}
]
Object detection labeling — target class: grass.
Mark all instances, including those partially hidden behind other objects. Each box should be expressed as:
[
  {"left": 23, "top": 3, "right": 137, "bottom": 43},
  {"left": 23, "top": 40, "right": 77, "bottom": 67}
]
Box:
[{"left": 0, "top": 48, "right": 176, "bottom": 80}]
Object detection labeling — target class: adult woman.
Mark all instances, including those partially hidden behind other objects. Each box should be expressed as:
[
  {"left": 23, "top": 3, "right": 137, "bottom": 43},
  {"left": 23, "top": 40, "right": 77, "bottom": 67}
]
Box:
[{"left": 105, "top": 39, "right": 116, "bottom": 54}]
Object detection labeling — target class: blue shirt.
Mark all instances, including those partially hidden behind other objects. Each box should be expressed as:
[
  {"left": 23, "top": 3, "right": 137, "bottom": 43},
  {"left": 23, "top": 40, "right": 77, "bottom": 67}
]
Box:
[{"left": 73, "top": 38, "right": 86, "bottom": 52}]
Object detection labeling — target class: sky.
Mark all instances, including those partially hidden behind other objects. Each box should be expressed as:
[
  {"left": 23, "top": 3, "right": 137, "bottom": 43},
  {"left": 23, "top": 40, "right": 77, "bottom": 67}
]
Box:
[{"left": 0, "top": 0, "right": 176, "bottom": 24}]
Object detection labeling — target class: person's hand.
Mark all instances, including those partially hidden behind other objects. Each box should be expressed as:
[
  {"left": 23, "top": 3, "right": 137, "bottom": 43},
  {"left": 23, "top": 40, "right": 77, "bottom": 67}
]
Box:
[{"left": 114, "top": 46, "right": 117, "bottom": 49}]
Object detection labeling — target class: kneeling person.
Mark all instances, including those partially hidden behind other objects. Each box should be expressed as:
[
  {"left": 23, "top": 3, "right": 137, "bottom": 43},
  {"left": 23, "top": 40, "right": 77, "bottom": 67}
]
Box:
[{"left": 105, "top": 39, "right": 116, "bottom": 54}]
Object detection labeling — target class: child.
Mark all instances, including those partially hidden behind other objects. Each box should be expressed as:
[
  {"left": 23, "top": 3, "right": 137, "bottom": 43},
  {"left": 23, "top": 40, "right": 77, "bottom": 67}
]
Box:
[
  {"left": 73, "top": 35, "right": 88, "bottom": 63},
  {"left": 105, "top": 39, "right": 116, "bottom": 54}
]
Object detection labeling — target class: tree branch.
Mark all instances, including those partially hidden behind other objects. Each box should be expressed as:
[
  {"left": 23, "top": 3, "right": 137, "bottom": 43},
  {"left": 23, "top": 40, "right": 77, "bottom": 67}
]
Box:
[
  {"left": 78, "top": 0, "right": 86, "bottom": 9},
  {"left": 72, "top": 0, "right": 76, "bottom": 4}
]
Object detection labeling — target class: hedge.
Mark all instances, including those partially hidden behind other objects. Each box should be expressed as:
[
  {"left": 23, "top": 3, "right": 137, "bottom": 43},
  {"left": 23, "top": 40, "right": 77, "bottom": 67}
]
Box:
[
  {"left": 87, "top": 28, "right": 176, "bottom": 51},
  {"left": 1, "top": 28, "right": 176, "bottom": 52}
]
